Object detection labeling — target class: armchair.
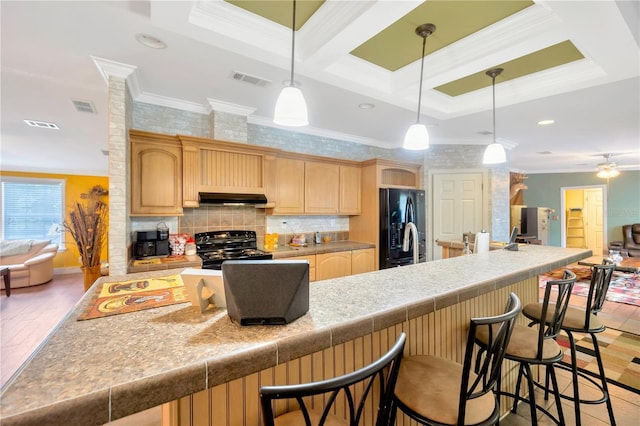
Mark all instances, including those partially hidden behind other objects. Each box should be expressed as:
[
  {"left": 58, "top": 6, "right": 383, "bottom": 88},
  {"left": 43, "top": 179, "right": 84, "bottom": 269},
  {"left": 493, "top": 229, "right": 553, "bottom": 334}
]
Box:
[
  {"left": 0, "top": 240, "right": 58, "bottom": 288},
  {"left": 609, "top": 224, "right": 640, "bottom": 257}
]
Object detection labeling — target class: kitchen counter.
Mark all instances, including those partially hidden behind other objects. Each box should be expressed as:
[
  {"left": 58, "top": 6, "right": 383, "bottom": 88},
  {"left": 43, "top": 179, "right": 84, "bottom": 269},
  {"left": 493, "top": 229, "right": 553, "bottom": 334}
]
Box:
[
  {"left": 266, "top": 240, "right": 375, "bottom": 259},
  {"left": 437, "top": 239, "right": 515, "bottom": 258},
  {"left": 126, "top": 254, "right": 202, "bottom": 274},
  {"left": 0, "top": 245, "right": 590, "bottom": 425}
]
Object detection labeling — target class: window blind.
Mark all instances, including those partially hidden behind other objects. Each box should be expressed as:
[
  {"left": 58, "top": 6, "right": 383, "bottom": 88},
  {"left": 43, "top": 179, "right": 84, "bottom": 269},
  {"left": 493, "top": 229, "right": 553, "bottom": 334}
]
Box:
[{"left": 1, "top": 178, "right": 64, "bottom": 245}]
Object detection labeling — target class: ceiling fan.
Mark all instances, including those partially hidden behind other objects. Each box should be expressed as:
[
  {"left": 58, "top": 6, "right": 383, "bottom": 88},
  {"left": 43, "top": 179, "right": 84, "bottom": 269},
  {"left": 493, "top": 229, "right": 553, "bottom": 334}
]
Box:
[{"left": 595, "top": 153, "right": 639, "bottom": 178}]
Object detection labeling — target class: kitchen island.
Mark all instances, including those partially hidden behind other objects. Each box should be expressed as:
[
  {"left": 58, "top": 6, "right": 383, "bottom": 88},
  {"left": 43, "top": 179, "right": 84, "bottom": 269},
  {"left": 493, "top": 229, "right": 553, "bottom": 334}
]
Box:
[{"left": 0, "top": 245, "right": 590, "bottom": 425}]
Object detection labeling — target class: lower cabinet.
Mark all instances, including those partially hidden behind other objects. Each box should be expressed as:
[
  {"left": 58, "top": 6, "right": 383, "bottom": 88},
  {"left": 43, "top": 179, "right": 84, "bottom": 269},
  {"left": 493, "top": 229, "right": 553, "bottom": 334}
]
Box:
[
  {"left": 316, "top": 251, "right": 352, "bottom": 281},
  {"left": 351, "top": 248, "right": 375, "bottom": 275},
  {"left": 278, "top": 247, "right": 375, "bottom": 282},
  {"left": 278, "top": 254, "right": 316, "bottom": 282}
]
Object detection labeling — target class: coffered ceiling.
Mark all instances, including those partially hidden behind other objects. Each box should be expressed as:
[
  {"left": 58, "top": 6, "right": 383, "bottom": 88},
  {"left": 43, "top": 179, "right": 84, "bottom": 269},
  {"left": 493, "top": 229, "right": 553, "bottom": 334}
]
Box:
[{"left": 1, "top": 0, "right": 639, "bottom": 176}]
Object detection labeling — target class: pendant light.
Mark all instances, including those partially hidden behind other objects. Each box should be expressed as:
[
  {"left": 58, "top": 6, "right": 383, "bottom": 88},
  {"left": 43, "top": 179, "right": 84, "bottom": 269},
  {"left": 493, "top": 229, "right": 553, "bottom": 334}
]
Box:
[
  {"left": 482, "top": 68, "right": 507, "bottom": 164},
  {"left": 403, "top": 23, "right": 435, "bottom": 150},
  {"left": 274, "top": 0, "right": 308, "bottom": 127}
]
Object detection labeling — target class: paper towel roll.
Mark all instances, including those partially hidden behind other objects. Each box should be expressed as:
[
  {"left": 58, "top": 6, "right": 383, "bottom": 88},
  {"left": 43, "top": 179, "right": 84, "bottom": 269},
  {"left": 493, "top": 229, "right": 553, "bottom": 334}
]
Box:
[{"left": 475, "top": 231, "right": 490, "bottom": 254}]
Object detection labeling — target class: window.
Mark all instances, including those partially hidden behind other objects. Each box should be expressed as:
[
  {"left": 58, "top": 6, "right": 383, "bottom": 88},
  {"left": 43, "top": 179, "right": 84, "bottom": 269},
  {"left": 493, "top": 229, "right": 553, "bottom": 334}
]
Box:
[{"left": 1, "top": 177, "right": 65, "bottom": 246}]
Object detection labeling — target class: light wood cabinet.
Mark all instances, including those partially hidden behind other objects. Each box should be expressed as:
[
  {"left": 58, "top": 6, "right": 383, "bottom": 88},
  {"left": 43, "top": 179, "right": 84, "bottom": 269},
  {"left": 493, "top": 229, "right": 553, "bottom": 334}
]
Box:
[
  {"left": 273, "top": 157, "right": 305, "bottom": 214},
  {"left": 277, "top": 254, "right": 316, "bottom": 282},
  {"left": 305, "top": 161, "right": 340, "bottom": 214},
  {"left": 130, "top": 131, "right": 183, "bottom": 216},
  {"left": 351, "top": 248, "right": 375, "bottom": 275},
  {"left": 316, "top": 251, "right": 352, "bottom": 280},
  {"left": 339, "top": 165, "right": 362, "bottom": 214},
  {"left": 178, "top": 135, "right": 278, "bottom": 207}
]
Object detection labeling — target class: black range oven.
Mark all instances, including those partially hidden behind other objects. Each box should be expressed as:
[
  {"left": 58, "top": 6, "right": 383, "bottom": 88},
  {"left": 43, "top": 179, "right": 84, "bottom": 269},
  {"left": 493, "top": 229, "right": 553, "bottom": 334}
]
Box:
[{"left": 195, "top": 230, "right": 273, "bottom": 270}]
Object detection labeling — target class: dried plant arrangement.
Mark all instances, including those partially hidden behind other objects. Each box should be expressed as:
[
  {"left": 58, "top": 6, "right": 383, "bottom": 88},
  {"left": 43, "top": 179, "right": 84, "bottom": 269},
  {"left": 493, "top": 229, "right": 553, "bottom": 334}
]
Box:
[{"left": 64, "top": 185, "right": 108, "bottom": 268}]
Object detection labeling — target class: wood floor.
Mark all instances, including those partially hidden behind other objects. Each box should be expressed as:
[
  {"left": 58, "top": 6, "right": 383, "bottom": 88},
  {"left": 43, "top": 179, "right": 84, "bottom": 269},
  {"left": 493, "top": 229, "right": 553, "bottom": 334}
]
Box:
[{"left": 1, "top": 273, "right": 639, "bottom": 425}]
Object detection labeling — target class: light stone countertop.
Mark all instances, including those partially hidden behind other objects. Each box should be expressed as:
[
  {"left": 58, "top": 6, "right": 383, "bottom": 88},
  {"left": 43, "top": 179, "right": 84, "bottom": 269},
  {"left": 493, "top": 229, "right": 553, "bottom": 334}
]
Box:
[
  {"left": 266, "top": 240, "right": 375, "bottom": 258},
  {"left": 0, "top": 245, "right": 590, "bottom": 425}
]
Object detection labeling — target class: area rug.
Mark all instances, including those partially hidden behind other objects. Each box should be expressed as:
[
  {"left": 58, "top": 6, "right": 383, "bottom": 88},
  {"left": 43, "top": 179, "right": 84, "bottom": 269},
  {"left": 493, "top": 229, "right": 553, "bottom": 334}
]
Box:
[
  {"left": 556, "top": 328, "right": 640, "bottom": 394},
  {"left": 78, "top": 275, "right": 188, "bottom": 320},
  {"left": 540, "top": 266, "right": 640, "bottom": 307}
]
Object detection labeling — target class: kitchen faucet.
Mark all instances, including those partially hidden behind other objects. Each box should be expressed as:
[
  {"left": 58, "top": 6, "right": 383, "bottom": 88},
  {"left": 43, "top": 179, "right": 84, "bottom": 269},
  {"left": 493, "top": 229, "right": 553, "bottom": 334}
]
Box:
[{"left": 402, "top": 222, "right": 419, "bottom": 264}]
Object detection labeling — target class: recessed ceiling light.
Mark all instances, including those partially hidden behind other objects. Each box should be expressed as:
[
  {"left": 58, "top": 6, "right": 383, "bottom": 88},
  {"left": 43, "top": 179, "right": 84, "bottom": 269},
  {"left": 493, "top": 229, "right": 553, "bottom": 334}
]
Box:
[
  {"left": 358, "top": 103, "right": 375, "bottom": 109},
  {"left": 24, "top": 119, "right": 59, "bottom": 130},
  {"left": 538, "top": 119, "right": 555, "bottom": 125},
  {"left": 136, "top": 33, "right": 166, "bottom": 49}
]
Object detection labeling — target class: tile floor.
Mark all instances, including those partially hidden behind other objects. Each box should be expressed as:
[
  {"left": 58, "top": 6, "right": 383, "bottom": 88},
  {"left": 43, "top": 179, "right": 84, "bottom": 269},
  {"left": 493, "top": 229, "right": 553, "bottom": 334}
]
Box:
[{"left": 1, "top": 273, "right": 639, "bottom": 425}]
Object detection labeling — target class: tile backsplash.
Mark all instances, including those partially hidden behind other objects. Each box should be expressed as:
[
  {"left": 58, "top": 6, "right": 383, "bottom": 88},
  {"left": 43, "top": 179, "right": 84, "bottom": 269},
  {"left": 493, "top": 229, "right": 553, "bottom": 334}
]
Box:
[{"left": 174, "top": 206, "right": 350, "bottom": 248}]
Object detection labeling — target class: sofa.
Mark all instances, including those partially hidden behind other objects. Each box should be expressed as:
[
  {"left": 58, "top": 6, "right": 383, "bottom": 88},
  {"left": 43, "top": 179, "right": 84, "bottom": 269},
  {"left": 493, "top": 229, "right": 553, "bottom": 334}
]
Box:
[
  {"left": 0, "top": 240, "right": 58, "bottom": 288},
  {"left": 609, "top": 224, "right": 640, "bottom": 257}
]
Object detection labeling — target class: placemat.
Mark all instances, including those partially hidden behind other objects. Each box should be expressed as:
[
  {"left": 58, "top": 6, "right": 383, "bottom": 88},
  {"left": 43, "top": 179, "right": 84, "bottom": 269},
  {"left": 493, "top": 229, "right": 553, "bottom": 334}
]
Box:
[{"left": 78, "top": 275, "right": 188, "bottom": 320}]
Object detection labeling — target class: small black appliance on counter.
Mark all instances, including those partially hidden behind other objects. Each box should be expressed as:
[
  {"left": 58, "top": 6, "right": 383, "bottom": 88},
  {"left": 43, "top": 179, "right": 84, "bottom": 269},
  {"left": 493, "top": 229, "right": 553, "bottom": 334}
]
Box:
[{"left": 134, "top": 229, "right": 169, "bottom": 259}]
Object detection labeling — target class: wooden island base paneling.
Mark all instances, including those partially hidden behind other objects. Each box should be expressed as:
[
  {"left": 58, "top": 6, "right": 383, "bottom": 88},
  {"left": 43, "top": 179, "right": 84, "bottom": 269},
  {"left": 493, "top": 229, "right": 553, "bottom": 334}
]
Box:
[{"left": 168, "top": 278, "right": 538, "bottom": 425}]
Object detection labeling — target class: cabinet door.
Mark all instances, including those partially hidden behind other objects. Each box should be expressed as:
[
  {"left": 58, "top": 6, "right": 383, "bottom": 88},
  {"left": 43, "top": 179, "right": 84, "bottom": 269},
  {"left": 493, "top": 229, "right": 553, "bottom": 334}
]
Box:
[
  {"left": 305, "top": 162, "right": 339, "bottom": 214},
  {"left": 351, "top": 248, "right": 375, "bottom": 275},
  {"left": 131, "top": 139, "right": 183, "bottom": 216},
  {"left": 316, "top": 251, "right": 351, "bottom": 281},
  {"left": 274, "top": 158, "right": 305, "bottom": 214},
  {"left": 278, "top": 254, "right": 315, "bottom": 282},
  {"left": 339, "top": 165, "right": 362, "bottom": 215}
]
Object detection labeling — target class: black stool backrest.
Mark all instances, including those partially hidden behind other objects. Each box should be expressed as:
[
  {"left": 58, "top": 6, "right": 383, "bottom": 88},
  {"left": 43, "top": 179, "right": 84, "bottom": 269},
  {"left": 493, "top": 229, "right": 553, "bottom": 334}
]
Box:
[
  {"left": 260, "top": 333, "right": 406, "bottom": 426},
  {"left": 462, "top": 292, "right": 521, "bottom": 423},
  {"left": 586, "top": 262, "right": 616, "bottom": 321},
  {"left": 534, "top": 270, "right": 576, "bottom": 359}
]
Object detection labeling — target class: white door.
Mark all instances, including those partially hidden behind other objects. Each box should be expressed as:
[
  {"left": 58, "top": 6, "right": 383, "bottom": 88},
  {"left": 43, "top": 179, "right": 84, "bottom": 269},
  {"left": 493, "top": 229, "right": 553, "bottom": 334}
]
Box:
[
  {"left": 432, "top": 172, "right": 484, "bottom": 260},
  {"left": 584, "top": 188, "right": 604, "bottom": 256}
]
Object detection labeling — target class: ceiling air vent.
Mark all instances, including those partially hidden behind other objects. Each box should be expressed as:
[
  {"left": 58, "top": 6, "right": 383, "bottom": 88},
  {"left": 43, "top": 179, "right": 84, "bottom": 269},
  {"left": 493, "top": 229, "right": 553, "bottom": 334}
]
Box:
[
  {"left": 231, "top": 71, "right": 271, "bottom": 87},
  {"left": 24, "top": 120, "right": 59, "bottom": 130},
  {"left": 72, "top": 99, "right": 96, "bottom": 113}
]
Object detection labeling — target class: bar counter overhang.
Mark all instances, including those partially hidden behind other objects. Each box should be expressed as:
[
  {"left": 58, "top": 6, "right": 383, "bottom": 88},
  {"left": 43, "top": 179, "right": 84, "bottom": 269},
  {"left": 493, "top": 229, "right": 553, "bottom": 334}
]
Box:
[{"left": 0, "top": 245, "right": 591, "bottom": 425}]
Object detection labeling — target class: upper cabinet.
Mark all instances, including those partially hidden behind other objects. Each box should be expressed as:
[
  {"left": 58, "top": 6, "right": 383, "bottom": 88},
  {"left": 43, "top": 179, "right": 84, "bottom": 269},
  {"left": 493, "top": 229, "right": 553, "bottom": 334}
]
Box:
[
  {"left": 273, "top": 157, "right": 305, "bottom": 214},
  {"left": 339, "top": 165, "right": 362, "bottom": 215},
  {"left": 272, "top": 156, "right": 361, "bottom": 215},
  {"left": 178, "top": 135, "right": 278, "bottom": 208},
  {"left": 130, "top": 130, "right": 183, "bottom": 216},
  {"left": 305, "top": 161, "right": 340, "bottom": 214},
  {"left": 129, "top": 130, "right": 363, "bottom": 215}
]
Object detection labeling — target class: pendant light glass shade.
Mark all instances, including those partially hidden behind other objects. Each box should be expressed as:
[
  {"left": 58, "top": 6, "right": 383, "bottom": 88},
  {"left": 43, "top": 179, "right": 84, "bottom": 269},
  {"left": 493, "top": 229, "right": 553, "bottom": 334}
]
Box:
[
  {"left": 482, "top": 68, "right": 506, "bottom": 165},
  {"left": 274, "top": 86, "right": 308, "bottom": 126},
  {"left": 274, "top": 0, "right": 308, "bottom": 127},
  {"left": 403, "top": 24, "right": 435, "bottom": 150},
  {"left": 404, "top": 123, "right": 430, "bottom": 150},
  {"left": 482, "top": 142, "right": 507, "bottom": 164}
]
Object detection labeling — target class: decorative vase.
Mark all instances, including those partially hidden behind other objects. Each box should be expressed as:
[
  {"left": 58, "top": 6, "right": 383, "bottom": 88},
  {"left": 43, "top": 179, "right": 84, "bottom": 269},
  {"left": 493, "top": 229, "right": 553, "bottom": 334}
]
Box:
[{"left": 82, "top": 265, "right": 102, "bottom": 291}]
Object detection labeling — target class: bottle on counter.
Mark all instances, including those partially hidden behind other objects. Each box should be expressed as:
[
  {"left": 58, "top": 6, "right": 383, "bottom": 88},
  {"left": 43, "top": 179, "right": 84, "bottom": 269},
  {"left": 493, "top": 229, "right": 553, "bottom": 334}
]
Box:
[
  {"left": 185, "top": 237, "right": 196, "bottom": 256},
  {"left": 461, "top": 236, "right": 472, "bottom": 256}
]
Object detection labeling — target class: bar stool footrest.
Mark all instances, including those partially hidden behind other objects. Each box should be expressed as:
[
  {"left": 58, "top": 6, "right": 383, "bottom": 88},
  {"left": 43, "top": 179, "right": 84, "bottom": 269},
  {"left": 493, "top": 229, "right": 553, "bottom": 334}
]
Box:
[
  {"left": 555, "top": 363, "right": 610, "bottom": 405},
  {"left": 496, "top": 390, "right": 564, "bottom": 425}
]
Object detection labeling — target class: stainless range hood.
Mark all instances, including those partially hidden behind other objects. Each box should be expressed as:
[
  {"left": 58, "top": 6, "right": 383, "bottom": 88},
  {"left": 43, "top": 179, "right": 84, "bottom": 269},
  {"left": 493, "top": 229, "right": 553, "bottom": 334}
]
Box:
[{"left": 198, "top": 192, "right": 268, "bottom": 205}]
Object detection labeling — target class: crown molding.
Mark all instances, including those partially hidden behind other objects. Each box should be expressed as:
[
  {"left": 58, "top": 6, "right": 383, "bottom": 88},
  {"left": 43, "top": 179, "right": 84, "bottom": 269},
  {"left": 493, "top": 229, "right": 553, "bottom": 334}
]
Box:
[
  {"left": 206, "top": 98, "right": 256, "bottom": 116},
  {"left": 91, "top": 56, "right": 137, "bottom": 85}
]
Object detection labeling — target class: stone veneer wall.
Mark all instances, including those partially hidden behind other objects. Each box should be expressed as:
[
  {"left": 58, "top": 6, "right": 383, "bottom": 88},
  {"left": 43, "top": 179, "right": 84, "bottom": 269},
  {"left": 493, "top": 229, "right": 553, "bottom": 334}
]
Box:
[{"left": 106, "top": 76, "right": 130, "bottom": 275}]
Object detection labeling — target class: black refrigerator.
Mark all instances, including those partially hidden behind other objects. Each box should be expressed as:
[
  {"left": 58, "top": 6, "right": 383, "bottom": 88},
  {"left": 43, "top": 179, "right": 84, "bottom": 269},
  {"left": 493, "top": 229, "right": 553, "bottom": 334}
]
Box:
[{"left": 379, "top": 188, "right": 426, "bottom": 269}]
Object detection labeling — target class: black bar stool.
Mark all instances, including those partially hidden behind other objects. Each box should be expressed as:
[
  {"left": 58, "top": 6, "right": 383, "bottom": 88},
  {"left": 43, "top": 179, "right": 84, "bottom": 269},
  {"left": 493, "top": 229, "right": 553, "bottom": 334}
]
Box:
[
  {"left": 391, "top": 293, "right": 521, "bottom": 425},
  {"left": 476, "top": 270, "right": 576, "bottom": 425},
  {"left": 260, "top": 332, "right": 406, "bottom": 426},
  {"left": 523, "top": 262, "right": 617, "bottom": 425}
]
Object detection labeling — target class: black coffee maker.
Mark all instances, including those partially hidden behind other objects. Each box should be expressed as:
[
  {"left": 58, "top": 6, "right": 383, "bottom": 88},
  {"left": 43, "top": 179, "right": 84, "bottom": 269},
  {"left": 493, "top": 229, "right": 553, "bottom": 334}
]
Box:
[{"left": 134, "top": 225, "right": 169, "bottom": 258}]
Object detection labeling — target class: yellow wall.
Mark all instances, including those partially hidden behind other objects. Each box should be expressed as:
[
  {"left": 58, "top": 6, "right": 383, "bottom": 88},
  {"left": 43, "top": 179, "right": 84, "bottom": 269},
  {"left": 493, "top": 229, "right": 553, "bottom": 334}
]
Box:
[
  {"left": 565, "top": 189, "right": 584, "bottom": 210},
  {"left": 1, "top": 171, "right": 109, "bottom": 269}
]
